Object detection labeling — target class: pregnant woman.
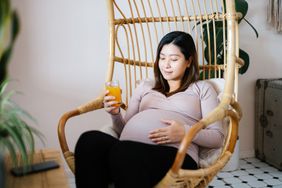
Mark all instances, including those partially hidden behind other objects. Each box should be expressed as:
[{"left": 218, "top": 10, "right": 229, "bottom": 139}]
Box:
[{"left": 75, "top": 31, "right": 224, "bottom": 188}]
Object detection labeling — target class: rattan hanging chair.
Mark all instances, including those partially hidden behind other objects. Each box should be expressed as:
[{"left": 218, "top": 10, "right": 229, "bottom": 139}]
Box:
[{"left": 58, "top": 0, "right": 243, "bottom": 187}]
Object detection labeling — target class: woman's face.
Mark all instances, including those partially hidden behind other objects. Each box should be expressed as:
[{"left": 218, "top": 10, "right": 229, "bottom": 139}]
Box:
[{"left": 158, "top": 43, "right": 191, "bottom": 83}]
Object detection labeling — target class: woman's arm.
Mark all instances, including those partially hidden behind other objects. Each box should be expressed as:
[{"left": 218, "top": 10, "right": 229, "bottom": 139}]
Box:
[
  {"left": 110, "top": 80, "right": 149, "bottom": 134},
  {"left": 110, "top": 113, "right": 126, "bottom": 134},
  {"left": 191, "top": 81, "right": 225, "bottom": 148}
]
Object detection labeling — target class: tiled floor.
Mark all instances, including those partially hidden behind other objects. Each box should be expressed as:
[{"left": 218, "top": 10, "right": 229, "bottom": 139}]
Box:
[
  {"left": 66, "top": 158, "right": 282, "bottom": 188},
  {"left": 209, "top": 158, "right": 282, "bottom": 188}
]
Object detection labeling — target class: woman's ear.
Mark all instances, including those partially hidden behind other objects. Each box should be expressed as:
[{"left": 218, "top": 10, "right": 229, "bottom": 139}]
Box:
[{"left": 186, "top": 56, "right": 193, "bottom": 68}]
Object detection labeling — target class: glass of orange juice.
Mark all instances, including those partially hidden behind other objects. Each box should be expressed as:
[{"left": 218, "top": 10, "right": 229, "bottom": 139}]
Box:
[{"left": 105, "top": 80, "right": 122, "bottom": 107}]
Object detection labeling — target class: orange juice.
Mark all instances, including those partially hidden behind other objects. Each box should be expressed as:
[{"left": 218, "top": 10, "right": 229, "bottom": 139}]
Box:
[{"left": 105, "top": 81, "right": 122, "bottom": 107}]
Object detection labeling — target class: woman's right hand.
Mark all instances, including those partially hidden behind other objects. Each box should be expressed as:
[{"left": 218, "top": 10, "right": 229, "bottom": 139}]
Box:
[{"left": 103, "top": 90, "right": 120, "bottom": 115}]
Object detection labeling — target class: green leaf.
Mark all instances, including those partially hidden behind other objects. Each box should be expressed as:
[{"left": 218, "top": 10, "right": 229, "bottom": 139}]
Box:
[
  {"left": 217, "top": 54, "right": 224, "bottom": 65},
  {"left": 243, "top": 18, "right": 259, "bottom": 38},
  {"left": 0, "top": 0, "right": 11, "bottom": 27},
  {"left": 11, "top": 11, "right": 20, "bottom": 43},
  {"left": 20, "top": 121, "right": 35, "bottom": 163},
  {"left": 0, "top": 5, "right": 20, "bottom": 86},
  {"left": 239, "top": 49, "right": 249, "bottom": 74},
  {"left": 1, "top": 138, "right": 18, "bottom": 166},
  {"left": 0, "top": 78, "right": 8, "bottom": 94},
  {"left": 200, "top": 0, "right": 256, "bottom": 75},
  {"left": 4, "top": 121, "right": 29, "bottom": 166},
  {"left": 0, "top": 125, "right": 8, "bottom": 137},
  {"left": 0, "top": 84, "right": 41, "bottom": 168},
  {"left": 0, "top": 90, "right": 15, "bottom": 112},
  {"left": 235, "top": 0, "right": 248, "bottom": 23},
  {"left": 0, "top": 46, "right": 12, "bottom": 85},
  {"left": 203, "top": 21, "right": 225, "bottom": 66}
]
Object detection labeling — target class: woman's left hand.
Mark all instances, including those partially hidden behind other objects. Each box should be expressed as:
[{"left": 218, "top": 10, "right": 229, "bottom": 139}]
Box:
[{"left": 148, "top": 119, "right": 185, "bottom": 144}]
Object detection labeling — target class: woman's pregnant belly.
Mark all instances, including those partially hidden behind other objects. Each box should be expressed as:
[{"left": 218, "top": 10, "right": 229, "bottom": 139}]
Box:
[{"left": 120, "top": 109, "right": 192, "bottom": 144}]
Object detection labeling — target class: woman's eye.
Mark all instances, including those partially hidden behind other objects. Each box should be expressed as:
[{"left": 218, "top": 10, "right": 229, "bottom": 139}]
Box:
[
  {"left": 160, "top": 57, "right": 165, "bottom": 61},
  {"left": 171, "top": 59, "right": 178, "bottom": 62}
]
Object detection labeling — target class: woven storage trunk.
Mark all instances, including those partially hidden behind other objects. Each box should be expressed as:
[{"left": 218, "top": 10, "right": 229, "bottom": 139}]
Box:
[{"left": 255, "top": 78, "right": 282, "bottom": 170}]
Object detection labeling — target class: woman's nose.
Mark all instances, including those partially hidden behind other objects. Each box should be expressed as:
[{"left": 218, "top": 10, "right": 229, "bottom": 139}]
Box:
[{"left": 164, "top": 60, "right": 171, "bottom": 68}]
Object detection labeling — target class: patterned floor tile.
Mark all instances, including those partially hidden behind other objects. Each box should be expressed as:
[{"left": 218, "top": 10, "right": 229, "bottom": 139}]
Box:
[
  {"left": 217, "top": 172, "right": 235, "bottom": 178},
  {"left": 247, "top": 180, "right": 267, "bottom": 187},
  {"left": 240, "top": 160, "right": 248, "bottom": 165},
  {"left": 254, "top": 173, "right": 274, "bottom": 180},
  {"left": 224, "top": 177, "right": 243, "bottom": 184},
  {"left": 240, "top": 163, "right": 256, "bottom": 170},
  {"left": 231, "top": 170, "right": 249, "bottom": 177},
  {"left": 246, "top": 168, "right": 264, "bottom": 175},
  {"left": 264, "top": 166, "right": 281, "bottom": 173},
  {"left": 209, "top": 178, "right": 226, "bottom": 186},
  {"left": 230, "top": 183, "right": 251, "bottom": 188},
  {"left": 210, "top": 158, "right": 282, "bottom": 188},
  {"left": 264, "top": 178, "right": 282, "bottom": 186},
  {"left": 239, "top": 175, "right": 260, "bottom": 182},
  {"left": 270, "top": 172, "right": 282, "bottom": 179}
]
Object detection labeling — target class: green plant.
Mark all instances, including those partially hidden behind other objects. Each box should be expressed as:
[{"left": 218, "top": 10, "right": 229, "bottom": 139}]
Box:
[
  {"left": 0, "top": 0, "right": 43, "bottom": 168},
  {"left": 0, "top": 80, "right": 43, "bottom": 167},
  {"left": 200, "top": 0, "right": 258, "bottom": 77},
  {"left": 0, "top": 0, "right": 19, "bottom": 84}
]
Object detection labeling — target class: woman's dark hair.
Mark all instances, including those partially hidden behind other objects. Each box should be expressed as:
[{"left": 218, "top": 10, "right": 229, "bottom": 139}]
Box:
[{"left": 153, "top": 31, "right": 199, "bottom": 96}]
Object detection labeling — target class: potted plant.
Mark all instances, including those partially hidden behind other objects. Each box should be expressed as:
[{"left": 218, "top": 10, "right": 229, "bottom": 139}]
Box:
[
  {"left": 0, "top": 0, "right": 19, "bottom": 83},
  {"left": 200, "top": 0, "right": 258, "bottom": 77},
  {"left": 0, "top": 0, "right": 42, "bottom": 186},
  {"left": 0, "top": 79, "right": 42, "bottom": 171}
]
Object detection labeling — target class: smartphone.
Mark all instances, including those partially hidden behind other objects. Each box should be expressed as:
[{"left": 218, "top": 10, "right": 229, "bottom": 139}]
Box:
[{"left": 11, "top": 160, "right": 60, "bottom": 177}]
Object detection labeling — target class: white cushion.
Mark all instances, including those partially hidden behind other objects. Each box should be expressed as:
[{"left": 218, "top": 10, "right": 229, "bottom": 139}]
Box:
[{"left": 206, "top": 78, "right": 225, "bottom": 101}]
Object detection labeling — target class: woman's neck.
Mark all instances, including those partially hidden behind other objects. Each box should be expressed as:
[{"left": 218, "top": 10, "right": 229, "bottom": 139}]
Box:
[{"left": 168, "top": 80, "right": 180, "bottom": 92}]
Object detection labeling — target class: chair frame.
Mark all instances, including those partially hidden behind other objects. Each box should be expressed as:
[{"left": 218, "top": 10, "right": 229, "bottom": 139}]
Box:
[{"left": 58, "top": 0, "right": 243, "bottom": 187}]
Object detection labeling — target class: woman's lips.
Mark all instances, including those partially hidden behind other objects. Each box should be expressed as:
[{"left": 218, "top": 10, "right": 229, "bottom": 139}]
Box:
[{"left": 163, "top": 70, "right": 173, "bottom": 75}]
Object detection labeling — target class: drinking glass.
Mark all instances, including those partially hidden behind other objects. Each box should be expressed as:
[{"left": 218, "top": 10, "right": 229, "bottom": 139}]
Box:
[{"left": 105, "top": 80, "right": 122, "bottom": 107}]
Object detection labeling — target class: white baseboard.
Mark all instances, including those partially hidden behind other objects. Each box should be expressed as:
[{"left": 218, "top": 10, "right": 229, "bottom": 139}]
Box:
[{"left": 240, "top": 149, "right": 255, "bottom": 159}]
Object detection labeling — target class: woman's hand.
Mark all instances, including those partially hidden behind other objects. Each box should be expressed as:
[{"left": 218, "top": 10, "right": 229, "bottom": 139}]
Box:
[
  {"left": 103, "top": 90, "right": 120, "bottom": 115},
  {"left": 148, "top": 119, "right": 185, "bottom": 144}
]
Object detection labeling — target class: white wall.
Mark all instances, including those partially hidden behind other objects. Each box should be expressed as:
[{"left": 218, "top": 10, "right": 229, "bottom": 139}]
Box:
[
  {"left": 238, "top": 0, "right": 282, "bottom": 158},
  {"left": 9, "top": 0, "right": 282, "bottom": 157},
  {"left": 9, "top": 0, "right": 110, "bottom": 151}
]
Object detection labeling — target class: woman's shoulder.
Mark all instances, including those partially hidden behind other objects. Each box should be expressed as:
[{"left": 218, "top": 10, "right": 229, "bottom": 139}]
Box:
[
  {"left": 134, "top": 78, "right": 155, "bottom": 94},
  {"left": 190, "top": 80, "right": 214, "bottom": 90},
  {"left": 137, "top": 78, "right": 155, "bottom": 87},
  {"left": 136, "top": 78, "right": 154, "bottom": 90},
  {"left": 189, "top": 80, "right": 218, "bottom": 99}
]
